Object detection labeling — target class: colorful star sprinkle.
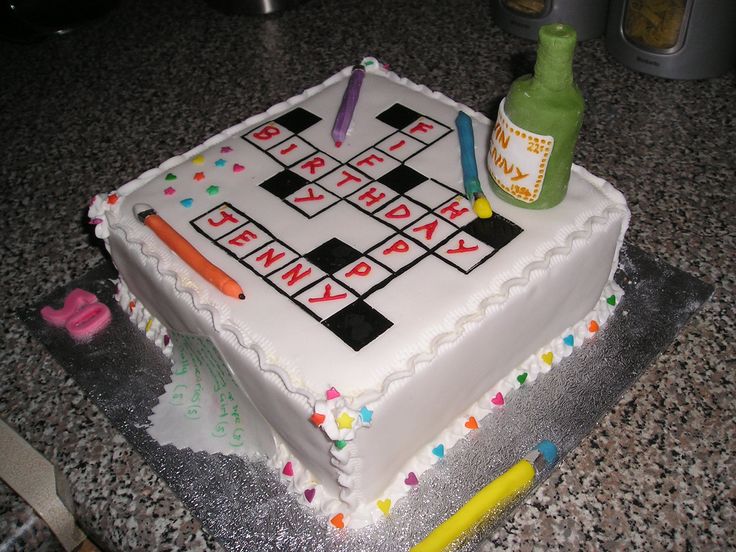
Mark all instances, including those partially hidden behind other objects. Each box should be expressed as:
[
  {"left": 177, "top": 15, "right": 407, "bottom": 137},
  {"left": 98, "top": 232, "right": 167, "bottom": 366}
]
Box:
[
  {"left": 193, "top": 172, "right": 205, "bottom": 181},
  {"left": 304, "top": 488, "right": 316, "bottom": 503},
  {"left": 193, "top": 154, "right": 205, "bottom": 165},
  {"left": 359, "top": 406, "right": 373, "bottom": 424},
  {"left": 589, "top": 320, "right": 600, "bottom": 333},
  {"left": 282, "top": 461, "right": 293, "bottom": 476},
  {"left": 377, "top": 499, "right": 391, "bottom": 516},
  {"left": 325, "top": 386, "right": 341, "bottom": 400},
  {"left": 541, "top": 352, "right": 554, "bottom": 365},
  {"left": 206, "top": 185, "right": 219, "bottom": 196},
  {"left": 214, "top": 158, "right": 226, "bottom": 167},
  {"left": 432, "top": 444, "right": 445, "bottom": 458},
  {"left": 164, "top": 186, "right": 176, "bottom": 196},
  {"left": 310, "top": 412, "right": 326, "bottom": 426},
  {"left": 107, "top": 193, "right": 119, "bottom": 205},
  {"left": 336, "top": 412, "right": 354, "bottom": 430},
  {"left": 165, "top": 173, "right": 177, "bottom": 181},
  {"left": 220, "top": 146, "right": 233, "bottom": 154},
  {"left": 517, "top": 372, "right": 528, "bottom": 385},
  {"left": 163, "top": 334, "right": 170, "bottom": 346},
  {"left": 491, "top": 392, "right": 504, "bottom": 406},
  {"left": 464, "top": 416, "right": 479, "bottom": 430},
  {"left": 404, "top": 472, "right": 419, "bottom": 486},
  {"left": 330, "top": 513, "right": 345, "bottom": 529},
  {"left": 180, "top": 198, "right": 193, "bottom": 208},
  {"left": 563, "top": 334, "right": 575, "bottom": 347}
]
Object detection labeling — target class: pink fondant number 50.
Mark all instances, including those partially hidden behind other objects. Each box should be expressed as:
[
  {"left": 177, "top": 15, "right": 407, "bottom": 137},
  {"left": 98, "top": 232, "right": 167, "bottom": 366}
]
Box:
[{"left": 41, "top": 288, "right": 111, "bottom": 342}]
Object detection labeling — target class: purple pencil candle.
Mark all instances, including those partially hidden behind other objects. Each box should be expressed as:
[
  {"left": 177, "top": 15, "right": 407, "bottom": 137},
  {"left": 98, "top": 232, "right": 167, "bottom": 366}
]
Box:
[{"left": 331, "top": 64, "right": 366, "bottom": 147}]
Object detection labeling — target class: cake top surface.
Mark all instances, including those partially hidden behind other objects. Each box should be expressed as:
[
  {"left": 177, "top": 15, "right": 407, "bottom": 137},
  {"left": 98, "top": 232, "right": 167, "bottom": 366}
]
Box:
[{"left": 94, "top": 59, "right": 627, "bottom": 407}]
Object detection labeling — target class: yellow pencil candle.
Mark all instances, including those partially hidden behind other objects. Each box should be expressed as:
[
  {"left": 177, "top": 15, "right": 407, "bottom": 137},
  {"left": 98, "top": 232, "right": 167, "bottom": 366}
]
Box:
[{"left": 411, "top": 441, "right": 558, "bottom": 552}]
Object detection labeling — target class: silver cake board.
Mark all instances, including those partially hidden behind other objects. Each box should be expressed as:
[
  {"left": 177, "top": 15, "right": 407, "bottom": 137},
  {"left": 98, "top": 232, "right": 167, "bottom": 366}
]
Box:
[{"left": 20, "top": 242, "right": 713, "bottom": 551}]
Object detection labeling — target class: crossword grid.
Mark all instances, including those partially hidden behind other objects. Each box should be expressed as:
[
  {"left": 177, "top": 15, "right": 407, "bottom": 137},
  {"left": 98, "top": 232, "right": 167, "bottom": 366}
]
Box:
[{"left": 189, "top": 105, "right": 523, "bottom": 350}]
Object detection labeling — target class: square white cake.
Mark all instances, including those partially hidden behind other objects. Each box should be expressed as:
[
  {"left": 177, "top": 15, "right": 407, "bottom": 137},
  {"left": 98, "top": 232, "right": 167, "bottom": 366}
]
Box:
[{"left": 90, "top": 58, "right": 629, "bottom": 527}]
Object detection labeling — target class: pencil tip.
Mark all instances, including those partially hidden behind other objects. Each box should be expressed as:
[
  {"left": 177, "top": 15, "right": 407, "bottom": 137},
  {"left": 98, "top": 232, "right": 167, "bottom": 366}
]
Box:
[{"left": 238, "top": 293, "right": 245, "bottom": 300}]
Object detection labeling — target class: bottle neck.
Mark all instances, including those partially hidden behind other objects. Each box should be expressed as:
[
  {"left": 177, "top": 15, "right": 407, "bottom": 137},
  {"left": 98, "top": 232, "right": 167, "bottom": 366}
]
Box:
[{"left": 533, "top": 24, "right": 576, "bottom": 91}]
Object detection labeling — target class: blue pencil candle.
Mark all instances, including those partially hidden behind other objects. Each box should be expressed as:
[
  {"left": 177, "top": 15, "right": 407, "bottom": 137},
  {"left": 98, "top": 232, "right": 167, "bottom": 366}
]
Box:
[
  {"left": 331, "top": 64, "right": 366, "bottom": 148},
  {"left": 455, "top": 111, "right": 493, "bottom": 219}
]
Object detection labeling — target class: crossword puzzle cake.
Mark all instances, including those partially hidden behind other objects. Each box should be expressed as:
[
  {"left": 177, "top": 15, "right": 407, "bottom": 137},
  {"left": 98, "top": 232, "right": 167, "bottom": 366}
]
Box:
[{"left": 89, "top": 58, "right": 629, "bottom": 527}]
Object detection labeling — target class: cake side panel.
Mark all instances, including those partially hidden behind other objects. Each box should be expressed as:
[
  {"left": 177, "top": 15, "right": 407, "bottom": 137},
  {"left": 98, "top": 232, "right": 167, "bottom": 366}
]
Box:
[
  {"left": 348, "top": 210, "right": 627, "bottom": 505},
  {"left": 107, "top": 231, "right": 342, "bottom": 494}
]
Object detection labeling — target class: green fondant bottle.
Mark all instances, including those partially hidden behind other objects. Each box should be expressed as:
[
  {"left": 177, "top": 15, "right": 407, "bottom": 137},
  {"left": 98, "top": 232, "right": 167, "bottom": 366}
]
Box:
[{"left": 488, "top": 23, "right": 584, "bottom": 209}]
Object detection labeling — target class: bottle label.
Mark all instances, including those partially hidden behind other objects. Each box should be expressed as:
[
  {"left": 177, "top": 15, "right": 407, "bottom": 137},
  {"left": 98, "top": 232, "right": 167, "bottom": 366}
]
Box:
[{"left": 487, "top": 99, "right": 553, "bottom": 204}]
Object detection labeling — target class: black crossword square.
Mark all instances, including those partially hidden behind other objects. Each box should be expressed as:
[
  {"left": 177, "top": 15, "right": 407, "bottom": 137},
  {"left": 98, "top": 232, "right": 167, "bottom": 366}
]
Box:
[
  {"left": 376, "top": 103, "right": 421, "bottom": 129},
  {"left": 274, "top": 108, "right": 322, "bottom": 134},
  {"left": 323, "top": 300, "right": 393, "bottom": 351},
  {"left": 305, "top": 238, "right": 363, "bottom": 274},
  {"left": 462, "top": 214, "right": 523, "bottom": 250},
  {"left": 260, "top": 170, "right": 309, "bottom": 199},
  {"left": 377, "top": 165, "right": 428, "bottom": 194}
]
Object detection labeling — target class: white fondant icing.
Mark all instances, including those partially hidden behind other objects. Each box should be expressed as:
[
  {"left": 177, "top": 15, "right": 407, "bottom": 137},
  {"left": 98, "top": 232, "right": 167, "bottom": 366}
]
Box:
[{"left": 91, "top": 58, "right": 629, "bottom": 527}]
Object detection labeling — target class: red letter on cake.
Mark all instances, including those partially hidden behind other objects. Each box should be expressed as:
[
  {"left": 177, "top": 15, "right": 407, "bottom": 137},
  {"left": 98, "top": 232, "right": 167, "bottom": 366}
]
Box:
[
  {"left": 280, "top": 142, "right": 298, "bottom": 155},
  {"left": 256, "top": 247, "right": 286, "bottom": 269},
  {"left": 308, "top": 283, "right": 348, "bottom": 303},
  {"left": 336, "top": 170, "right": 362, "bottom": 188},
  {"left": 293, "top": 187, "right": 324, "bottom": 203},
  {"left": 345, "top": 262, "right": 371, "bottom": 278},
  {"left": 412, "top": 219, "right": 438, "bottom": 241},
  {"left": 385, "top": 203, "right": 411, "bottom": 219},
  {"left": 301, "top": 157, "right": 326, "bottom": 175},
  {"left": 356, "top": 153, "right": 384, "bottom": 167},
  {"left": 388, "top": 139, "right": 406, "bottom": 151},
  {"left": 358, "top": 187, "right": 386, "bottom": 207},
  {"left": 228, "top": 229, "right": 257, "bottom": 247},
  {"left": 281, "top": 263, "right": 312, "bottom": 287},
  {"left": 253, "top": 125, "right": 281, "bottom": 141},
  {"left": 446, "top": 239, "right": 479, "bottom": 254},
  {"left": 383, "top": 239, "right": 409, "bottom": 256},
  {"left": 409, "top": 121, "right": 433, "bottom": 135},
  {"left": 208, "top": 210, "right": 239, "bottom": 227},
  {"left": 440, "top": 201, "right": 469, "bottom": 220}
]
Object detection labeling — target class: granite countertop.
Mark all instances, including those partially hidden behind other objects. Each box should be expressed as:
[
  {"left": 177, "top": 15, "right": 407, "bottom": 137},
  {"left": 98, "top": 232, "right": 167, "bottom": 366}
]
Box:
[{"left": 1, "top": 0, "right": 733, "bottom": 549}]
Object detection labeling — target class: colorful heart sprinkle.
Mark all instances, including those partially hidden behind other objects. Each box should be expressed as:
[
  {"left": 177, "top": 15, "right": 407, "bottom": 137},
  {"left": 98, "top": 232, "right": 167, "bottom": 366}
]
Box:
[
  {"left": 220, "top": 146, "right": 233, "bottom": 154},
  {"left": 163, "top": 334, "right": 170, "bottom": 346},
  {"left": 607, "top": 295, "right": 616, "bottom": 306},
  {"left": 282, "top": 462, "right": 293, "bottom": 476},
  {"left": 325, "top": 386, "right": 341, "bottom": 400},
  {"left": 165, "top": 173, "right": 177, "bottom": 181},
  {"left": 404, "top": 472, "right": 418, "bottom": 486},
  {"left": 206, "top": 185, "right": 219, "bottom": 196},
  {"left": 193, "top": 154, "right": 205, "bottom": 165},
  {"left": 589, "top": 320, "right": 599, "bottom": 333},
  {"left": 180, "top": 198, "right": 193, "bottom": 208},
  {"left": 310, "top": 412, "right": 325, "bottom": 426},
  {"left": 563, "top": 334, "right": 574, "bottom": 347},
  {"left": 89, "top": 218, "right": 102, "bottom": 225},
  {"left": 541, "top": 352, "right": 554, "bottom": 365},
  {"left": 128, "top": 300, "right": 136, "bottom": 312},
  {"left": 377, "top": 499, "right": 391, "bottom": 516},
  {"left": 330, "top": 513, "right": 344, "bottom": 529},
  {"left": 164, "top": 186, "right": 176, "bottom": 196},
  {"left": 304, "top": 488, "right": 316, "bottom": 503},
  {"left": 233, "top": 163, "right": 245, "bottom": 173},
  {"left": 491, "top": 392, "right": 504, "bottom": 406},
  {"left": 193, "top": 172, "right": 205, "bottom": 181},
  {"left": 107, "top": 194, "right": 118, "bottom": 205},
  {"left": 432, "top": 444, "right": 444, "bottom": 458},
  {"left": 465, "top": 416, "right": 479, "bottom": 430},
  {"left": 334, "top": 440, "right": 347, "bottom": 450}
]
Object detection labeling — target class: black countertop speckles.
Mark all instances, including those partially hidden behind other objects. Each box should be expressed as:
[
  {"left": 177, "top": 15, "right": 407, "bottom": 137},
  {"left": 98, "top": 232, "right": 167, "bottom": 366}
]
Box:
[{"left": 1, "top": 0, "right": 734, "bottom": 549}]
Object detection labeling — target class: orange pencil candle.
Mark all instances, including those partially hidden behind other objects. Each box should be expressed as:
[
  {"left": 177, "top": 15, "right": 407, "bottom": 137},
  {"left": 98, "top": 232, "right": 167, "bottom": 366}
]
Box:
[{"left": 136, "top": 206, "right": 245, "bottom": 300}]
